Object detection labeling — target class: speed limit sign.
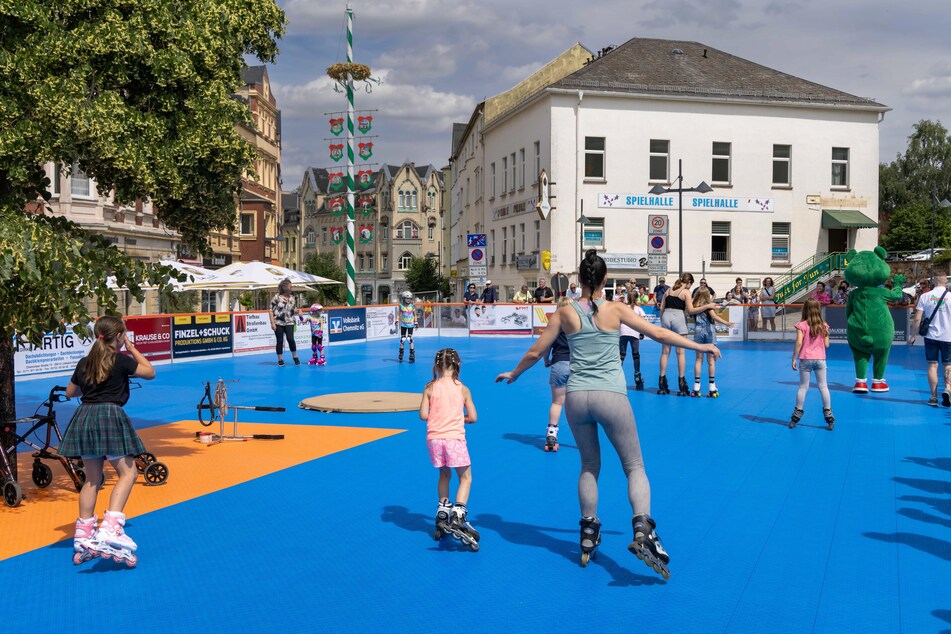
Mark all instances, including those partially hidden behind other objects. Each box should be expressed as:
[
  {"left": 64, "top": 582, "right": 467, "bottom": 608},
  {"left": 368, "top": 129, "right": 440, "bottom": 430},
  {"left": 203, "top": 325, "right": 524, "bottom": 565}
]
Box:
[{"left": 648, "top": 215, "right": 668, "bottom": 235}]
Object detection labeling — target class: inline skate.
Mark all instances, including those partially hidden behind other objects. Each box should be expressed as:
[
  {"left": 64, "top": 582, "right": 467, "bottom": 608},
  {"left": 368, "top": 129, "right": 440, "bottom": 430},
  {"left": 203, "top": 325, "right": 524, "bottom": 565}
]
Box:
[
  {"left": 579, "top": 516, "right": 601, "bottom": 567},
  {"left": 398, "top": 344, "right": 404, "bottom": 363},
  {"left": 676, "top": 377, "right": 690, "bottom": 397},
  {"left": 789, "top": 407, "right": 804, "bottom": 429},
  {"left": 657, "top": 376, "right": 670, "bottom": 395},
  {"left": 433, "top": 500, "right": 453, "bottom": 541},
  {"left": 72, "top": 516, "right": 100, "bottom": 565},
  {"left": 629, "top": 514, "right": 670, "bottom": 579},
  {"left": 690, "top": 380, "right": 702, "bottom": 397},
  {"left": 309, "top": 344, "right": 319, "bottom": 366},
  {"left": 823, "top": 408, "right": 835, "bottom": 431},
  {"left": 90, "top": 510, "right": 138, "bottom": 567},
  {"left": 707, "top": 380, "right": 719, "bottom": 398},
  {"left": 447, "top": 505, "right": 480, "bottom": 551},
  {"left": 634, "top": 372, "right": 644, "bottom": 391},
  {"left": 409, "top": 349, "right": 415, "bottom": 364},
  {"left": 543, "top": 424, "right": 559, "bottom": 452}
]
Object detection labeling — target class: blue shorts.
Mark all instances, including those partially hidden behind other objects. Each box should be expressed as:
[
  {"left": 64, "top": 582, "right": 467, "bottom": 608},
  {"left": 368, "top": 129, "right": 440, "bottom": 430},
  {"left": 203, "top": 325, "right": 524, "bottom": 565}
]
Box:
[
  {"left": 549, "top": 360, "right": 570, "bottom": 388},
  {"left": 924, "top": 338, "right": 951, "bottom": 364},
  {"left": 694, "top": 326, "right": 716, "bottom": 345},
  {"left": 799, "top": 359, "right": 827, "bottom": 372}
]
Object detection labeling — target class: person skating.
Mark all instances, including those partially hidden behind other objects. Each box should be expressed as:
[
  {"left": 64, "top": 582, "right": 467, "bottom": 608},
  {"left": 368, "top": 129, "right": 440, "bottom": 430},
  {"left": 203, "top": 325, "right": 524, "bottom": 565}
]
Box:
[
  {"left": 690, "top": 287, "right": 733, "bottom": 397},
  {"left": 496, "top": 250, "right": 720, "bottom": 578},
  {"left": 398, "top": 291, "right": 417, "bottom": 363},
  {"left": 299, "top": 303, "right": 326, "bottom": 366},
  {"left": 790, "top": 298, "right": 834, "bottom": 429}
]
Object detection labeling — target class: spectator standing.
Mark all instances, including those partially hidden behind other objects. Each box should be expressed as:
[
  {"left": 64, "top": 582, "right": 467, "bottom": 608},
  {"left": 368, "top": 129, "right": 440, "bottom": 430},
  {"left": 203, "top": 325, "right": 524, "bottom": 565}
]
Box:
[
  {"left": 480, "top": 280, "right": 498, "bottom": 304},
  {"left": 725, "top": 278, "right": 749, "bottom": 304},
  {"left": 692, "top": 278, "right": 716, "bottom": 300},
  {"left": 534, "top": 278, "right": 555, "bottom": 303},
  {"left": 463, "top": 283, "right": 480, "bottom": 306},
  {"left": 566, "top": 282, "right": 582, "bottom": 300},
  {"left": 832, "top": 282, "right": 850, "bottom": 305},
  {"left": 760, "top": 277, "right": 777, "bottom": 331},
  {"left": 811, "top": 281, "right": 831, "bottom": 305},
  {"left": 514, "top": 285, "right": 534, "bottom": 304},
  {"left": 653, "top": 277, "right": 670, "bottom": 308},
  {"left": 909, "top": 275, "right": 951, "bottom": 407}
]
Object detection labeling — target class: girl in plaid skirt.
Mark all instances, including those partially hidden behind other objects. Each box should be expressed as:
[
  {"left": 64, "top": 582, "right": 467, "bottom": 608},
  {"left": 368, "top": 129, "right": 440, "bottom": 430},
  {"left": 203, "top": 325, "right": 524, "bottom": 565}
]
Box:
[{"left": 60, "top": 315, "right": 155, "bottom": 566}]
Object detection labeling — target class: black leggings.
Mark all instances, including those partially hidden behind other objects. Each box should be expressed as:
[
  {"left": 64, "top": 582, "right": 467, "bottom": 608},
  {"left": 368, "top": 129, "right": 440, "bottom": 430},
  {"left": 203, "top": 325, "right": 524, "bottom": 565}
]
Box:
[
  {"left": 619, "top": 335, "right": 641, "bottom": 372},
  {"left": 274, "top": 325, "right": 297, "bottom": 355}
]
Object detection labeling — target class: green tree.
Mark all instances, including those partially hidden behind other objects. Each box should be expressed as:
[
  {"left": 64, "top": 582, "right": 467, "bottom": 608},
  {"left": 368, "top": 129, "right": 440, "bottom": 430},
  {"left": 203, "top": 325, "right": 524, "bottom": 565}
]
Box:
[
  {"left": 304, "top": 252, "right": 346, "bottom": 306},
  {"left": 0, "top": 0, "right": 286, "bottom": 420},
  {"left": 404, "top": 256, "right": 450, "bottom": 299}
]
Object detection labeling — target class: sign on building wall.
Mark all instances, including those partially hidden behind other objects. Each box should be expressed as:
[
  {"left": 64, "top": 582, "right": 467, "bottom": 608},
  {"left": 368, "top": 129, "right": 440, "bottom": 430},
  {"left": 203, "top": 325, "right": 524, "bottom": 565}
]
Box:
[
  {"left": 601, "top": 253, "right": 649, "bottom": 269},
  {"left": 599, "top": 193, "right": 774, "bottom": 212}
]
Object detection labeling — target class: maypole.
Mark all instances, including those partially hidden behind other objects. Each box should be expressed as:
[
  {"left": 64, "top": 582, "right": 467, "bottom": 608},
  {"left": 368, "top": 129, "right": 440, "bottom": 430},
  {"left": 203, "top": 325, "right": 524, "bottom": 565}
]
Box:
[{"left": 344, "top": 5, "right": 356, "bottom": 306}]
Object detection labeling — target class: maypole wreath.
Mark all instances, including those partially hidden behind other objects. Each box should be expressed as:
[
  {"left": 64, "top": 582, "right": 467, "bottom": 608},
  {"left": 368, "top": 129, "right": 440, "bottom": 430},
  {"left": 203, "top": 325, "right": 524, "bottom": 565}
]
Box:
[{"left": 326, "top": 62, "right": 372, "bottom": 83}]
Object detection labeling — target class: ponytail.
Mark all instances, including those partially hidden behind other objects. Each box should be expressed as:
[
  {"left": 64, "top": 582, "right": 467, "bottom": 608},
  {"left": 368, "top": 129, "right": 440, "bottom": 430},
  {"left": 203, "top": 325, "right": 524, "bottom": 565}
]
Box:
[
  {"left": 84, "top": 316, "right": 124, "bottom": 385},
  {"left": 579, "top": 249, "right": 607, "bottom": 315}
]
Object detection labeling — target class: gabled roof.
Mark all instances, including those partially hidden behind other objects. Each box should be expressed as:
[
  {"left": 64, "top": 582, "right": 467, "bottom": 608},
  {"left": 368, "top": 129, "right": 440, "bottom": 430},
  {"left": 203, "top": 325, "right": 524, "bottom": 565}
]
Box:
[
  {"left": 551, "top": 38, "right": 887, "bottom": 109},
  {"left": 241, "top": 65, "right": 267, "bottom": 87},
  {"left": 451, "top": 122, "right": 467, "bottom": 158},
  {"left": 282, "top": 191, "right": 299, "bottom": 211}
]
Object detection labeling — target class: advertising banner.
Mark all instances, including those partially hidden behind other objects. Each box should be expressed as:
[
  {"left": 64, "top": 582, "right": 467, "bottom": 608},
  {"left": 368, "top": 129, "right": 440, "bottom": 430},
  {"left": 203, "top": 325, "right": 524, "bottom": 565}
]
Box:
[
  {"left": 125, "top": 316, "right": 172, "bottom": 361},
  {"left": 599, "top": 193, "right": 774, "bottom": 212},
  {"left": 232, "top": 311, "right": 276, "bottom": 354},
  {"left": 532, "top": 304, "right": 558, "bottom": 335},
  {"left": 328, "top": 308, "right": 367, "bottom": 343},
  {"left": 366, "top": 306, "right": 398, "bottom": 339},
  {"left": 13, "top": 325, "right": 94, "bottom": 376},
  {"left": 826, "top": 306, "right": 909, "bottom": 343},
  {"left": 469, "top": 304, "right": 532, "bottom": 335},
  {"left": 171, "top": 313, "right": 233, "bottom": 359}
]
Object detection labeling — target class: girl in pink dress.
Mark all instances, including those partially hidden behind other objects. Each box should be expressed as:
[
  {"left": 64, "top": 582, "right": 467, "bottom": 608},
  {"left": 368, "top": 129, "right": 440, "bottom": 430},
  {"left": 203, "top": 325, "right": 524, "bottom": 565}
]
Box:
[
  {"left": 790, "top": 298, "right": 834, "bottom": 429},
  {"left": 419, "top": 348, "right": 480, "bottom": 549}
]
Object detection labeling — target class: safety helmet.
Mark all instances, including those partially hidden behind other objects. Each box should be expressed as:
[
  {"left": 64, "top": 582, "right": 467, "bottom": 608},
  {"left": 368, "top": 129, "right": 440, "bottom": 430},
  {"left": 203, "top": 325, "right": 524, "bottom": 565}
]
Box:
[
  {"left": 401, "top": 291, "right": 414, "bottom": 302},
  {"left": 309, "top": 303, "right": 323, "bottom": 314}
]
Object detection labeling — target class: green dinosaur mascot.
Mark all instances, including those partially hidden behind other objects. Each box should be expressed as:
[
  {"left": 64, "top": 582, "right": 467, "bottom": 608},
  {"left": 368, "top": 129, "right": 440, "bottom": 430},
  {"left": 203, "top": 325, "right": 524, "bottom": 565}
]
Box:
[{"left": 843, "top": 246, "right": 905, "bottom": 393}]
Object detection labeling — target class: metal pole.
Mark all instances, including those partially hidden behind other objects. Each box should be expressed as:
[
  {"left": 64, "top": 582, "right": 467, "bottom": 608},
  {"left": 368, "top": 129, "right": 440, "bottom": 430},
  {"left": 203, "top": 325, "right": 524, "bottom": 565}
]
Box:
[
  {"left": 678, "top": 159, "right": 684, "bottom": 276},
  {"left": 345, "top": 5, "right": 356, "bottom": 306},
  {"left": 932, "top": 201, "right": 936, "bottom": 281}
]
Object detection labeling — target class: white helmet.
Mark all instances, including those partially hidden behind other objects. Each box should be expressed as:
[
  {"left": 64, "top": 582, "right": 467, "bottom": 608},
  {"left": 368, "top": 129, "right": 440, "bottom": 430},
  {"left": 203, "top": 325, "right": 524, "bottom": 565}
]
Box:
[{"left": 401, "top": 291, "right": 414, "bottom": 302}]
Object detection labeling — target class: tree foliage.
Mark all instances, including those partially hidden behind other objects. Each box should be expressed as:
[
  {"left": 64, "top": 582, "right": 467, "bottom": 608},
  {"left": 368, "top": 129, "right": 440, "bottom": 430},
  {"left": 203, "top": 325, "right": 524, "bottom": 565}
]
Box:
[
  {"left": 304, "top": 252, "right": 346, "bottom": 306},
  {"left": 404, "top": 256, "right": 450, "bottom": 299},
  {"left": 0, "top": 0, "right": 286, "bottom": 419},
  {"left": 880, "top": 120, "right": 951, "bottom": 253}
]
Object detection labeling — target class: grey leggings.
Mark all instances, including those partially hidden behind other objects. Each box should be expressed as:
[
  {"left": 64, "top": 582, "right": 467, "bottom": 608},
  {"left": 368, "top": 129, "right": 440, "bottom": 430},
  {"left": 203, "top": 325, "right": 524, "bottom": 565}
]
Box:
[
  {"left": 795, "top": 367, "right": 831, "bottom": 410},
  {"left": 564, "top": 390, "right": 650, "bottom": 518}
]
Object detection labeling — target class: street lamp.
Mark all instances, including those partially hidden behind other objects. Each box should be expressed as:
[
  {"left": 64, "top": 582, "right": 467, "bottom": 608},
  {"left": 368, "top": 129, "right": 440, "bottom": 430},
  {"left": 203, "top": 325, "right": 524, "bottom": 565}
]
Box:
[
  {"left": 932, "top": 195, "right": 951, "bottom": 281},
  {"left": 648, "top": 159, "right": 713, "bottom": 277}
]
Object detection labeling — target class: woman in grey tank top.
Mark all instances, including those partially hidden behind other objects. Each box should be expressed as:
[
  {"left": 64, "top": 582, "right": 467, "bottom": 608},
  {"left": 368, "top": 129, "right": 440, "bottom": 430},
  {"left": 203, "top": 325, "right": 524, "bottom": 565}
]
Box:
[{"left": 497, "top": 250, "right": 720, "bottom": 579}]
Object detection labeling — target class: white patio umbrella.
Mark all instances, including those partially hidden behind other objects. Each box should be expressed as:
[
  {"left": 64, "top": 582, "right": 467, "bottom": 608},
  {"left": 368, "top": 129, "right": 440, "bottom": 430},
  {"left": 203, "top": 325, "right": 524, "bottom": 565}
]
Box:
[
  {"left": 106, "top": 259, "right": 215, "bottom": 291},
  {"left": 183, "top": 260, "right": 339, "bottom": 291}
]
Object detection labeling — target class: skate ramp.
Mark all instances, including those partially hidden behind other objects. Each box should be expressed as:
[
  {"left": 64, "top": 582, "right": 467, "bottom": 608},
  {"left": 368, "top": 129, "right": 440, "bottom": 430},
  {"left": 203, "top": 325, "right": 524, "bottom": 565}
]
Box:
[{"left": 299, "top": 391, "right": 422, "bottom": 413}]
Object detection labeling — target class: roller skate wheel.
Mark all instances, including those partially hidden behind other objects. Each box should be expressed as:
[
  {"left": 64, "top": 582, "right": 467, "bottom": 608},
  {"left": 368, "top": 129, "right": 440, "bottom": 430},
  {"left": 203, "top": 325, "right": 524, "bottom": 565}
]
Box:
[
  {"left": 581, "top": 551, "right": 591, "bottom": 567},
  {"left": 125, "top": 554, "right": 137, "bottom": 567},
  {"left": 468, "top": 541, "right": 479, "bottom": 552},
  {"left": 788, "top": 421, "right": 796, "bottom": 429},
  {"left": 552, "top": 443, "right": 559, "bottom": 452}
]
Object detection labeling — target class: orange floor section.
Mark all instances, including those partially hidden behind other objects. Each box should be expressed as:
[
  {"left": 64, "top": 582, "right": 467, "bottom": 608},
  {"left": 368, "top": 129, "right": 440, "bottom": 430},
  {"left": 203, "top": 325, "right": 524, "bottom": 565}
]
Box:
[{"left": 0, "top": 421, "right": 404, "bottom": 561}]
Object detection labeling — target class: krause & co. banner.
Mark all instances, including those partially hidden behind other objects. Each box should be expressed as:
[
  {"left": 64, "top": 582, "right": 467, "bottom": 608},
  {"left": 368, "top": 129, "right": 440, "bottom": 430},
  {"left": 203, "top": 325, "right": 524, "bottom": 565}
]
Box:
[
  {"left": 125, "top": 316, "right": 172, "bottom": 361},
  {"left": 171, "top": 313, "right": 233, "bottom": 359}
]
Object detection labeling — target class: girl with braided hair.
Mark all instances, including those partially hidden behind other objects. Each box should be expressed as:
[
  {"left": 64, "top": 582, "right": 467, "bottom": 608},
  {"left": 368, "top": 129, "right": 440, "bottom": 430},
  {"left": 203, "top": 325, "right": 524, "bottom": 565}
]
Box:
[
  {"left": 497, "top": 250, "right": 720, "bottom": 577},
  {"left": 419, "top": 348, "right": 480, "bottom": 550}
]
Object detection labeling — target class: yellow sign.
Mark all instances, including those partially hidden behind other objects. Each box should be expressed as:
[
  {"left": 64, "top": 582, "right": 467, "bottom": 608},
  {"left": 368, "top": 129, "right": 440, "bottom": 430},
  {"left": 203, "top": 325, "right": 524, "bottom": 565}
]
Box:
[{"left": 542, "top": 251, "right": 551, "bottom": 271}]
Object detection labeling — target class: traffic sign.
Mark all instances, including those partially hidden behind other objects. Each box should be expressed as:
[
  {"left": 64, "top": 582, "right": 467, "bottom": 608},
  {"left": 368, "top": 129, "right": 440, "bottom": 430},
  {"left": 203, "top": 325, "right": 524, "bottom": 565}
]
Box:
[
  {"left": 467, "top": 234, "right": 487, "bottom": 248},
  {"left": 648, "top": 254, "right": 668, "bottom": 276},
  {"left": 468, "top": 248, "right": 485, "bottom": 266},
  {"left": 648, "top": 214, "right": 668, "bottom": 235},
  {"left": 648, "top": 235, "right": 667, "bottom": 254}
]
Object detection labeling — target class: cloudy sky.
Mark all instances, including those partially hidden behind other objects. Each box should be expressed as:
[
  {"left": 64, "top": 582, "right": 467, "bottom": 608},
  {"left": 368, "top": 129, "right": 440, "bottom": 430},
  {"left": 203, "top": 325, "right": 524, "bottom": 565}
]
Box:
[{"left": 268, "top": 0, "right": 951, "bottom": 192}]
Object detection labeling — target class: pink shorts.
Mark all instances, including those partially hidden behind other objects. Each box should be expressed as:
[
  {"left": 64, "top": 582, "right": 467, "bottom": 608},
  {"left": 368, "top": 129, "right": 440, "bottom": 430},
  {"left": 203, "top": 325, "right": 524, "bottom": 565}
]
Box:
[{"left": 426, "top": 438, "right": 471, "bottom": 468}]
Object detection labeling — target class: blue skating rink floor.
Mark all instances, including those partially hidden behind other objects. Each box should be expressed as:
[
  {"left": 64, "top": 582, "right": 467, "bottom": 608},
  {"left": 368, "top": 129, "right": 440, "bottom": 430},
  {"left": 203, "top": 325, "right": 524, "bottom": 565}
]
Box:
[{"left": 5, "top": 336, "right": 951, "bottom": 633}]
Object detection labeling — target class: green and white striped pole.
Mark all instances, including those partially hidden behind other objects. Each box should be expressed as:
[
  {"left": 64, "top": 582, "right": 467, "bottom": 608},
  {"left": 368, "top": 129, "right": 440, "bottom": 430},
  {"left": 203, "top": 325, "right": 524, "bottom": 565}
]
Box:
[{"left": 345, "top": 4, "right": 356, "bottom": 306}]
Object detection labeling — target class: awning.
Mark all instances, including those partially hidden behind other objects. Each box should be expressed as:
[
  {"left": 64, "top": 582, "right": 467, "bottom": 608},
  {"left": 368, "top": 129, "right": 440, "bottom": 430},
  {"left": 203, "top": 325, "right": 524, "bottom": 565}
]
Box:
[{"left": 821, "top": 209, "right": 879, "bottom": 229}]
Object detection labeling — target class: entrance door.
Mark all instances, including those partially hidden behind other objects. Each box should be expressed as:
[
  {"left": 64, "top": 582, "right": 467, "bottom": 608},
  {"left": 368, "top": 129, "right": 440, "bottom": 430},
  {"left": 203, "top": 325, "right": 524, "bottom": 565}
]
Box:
[{"left": 828, "top": 229, "right": 848, "bottom": 253}]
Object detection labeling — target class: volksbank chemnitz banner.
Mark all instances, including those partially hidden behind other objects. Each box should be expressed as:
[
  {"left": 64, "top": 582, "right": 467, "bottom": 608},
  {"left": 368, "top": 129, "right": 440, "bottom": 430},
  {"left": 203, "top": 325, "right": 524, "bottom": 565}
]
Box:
[{"left": 328, "top": 308, "right": 367, "bottom": 343}]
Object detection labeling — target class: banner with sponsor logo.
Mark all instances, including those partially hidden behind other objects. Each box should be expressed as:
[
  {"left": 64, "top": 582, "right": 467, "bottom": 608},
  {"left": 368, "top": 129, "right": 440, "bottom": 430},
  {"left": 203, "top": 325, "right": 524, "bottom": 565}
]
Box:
[
  {"left": 826, "top": 306, "right": 909, "bottom": 343},
  {"left": 13, "top": 325, "right": 94, "bottom": 376},
  {"left": 171, "top": 314, "right": 233, "bottom": 359},
  {"left": 125, "top": 316, "right": 172, "bottom": 361},
  {"left": 366, "top": 306, "right": 398, "bottom": 340},
  {"left": 328, "top": 308, "right": 367, "bottom": 343},
  {"left": 599, "top": 193, "right": 774, "bottom": 213},
  {"left": 294, "top": 313, "right": 329, "bottom": 352},
  {"left": 468, "top": 304, "right": 532, "bottom": 335},
  {"left": 232, "top": 311, "right": 276, "bottom": 355},
  {"left": 532, "top": 304, "right": 558, "bottom": 335}
]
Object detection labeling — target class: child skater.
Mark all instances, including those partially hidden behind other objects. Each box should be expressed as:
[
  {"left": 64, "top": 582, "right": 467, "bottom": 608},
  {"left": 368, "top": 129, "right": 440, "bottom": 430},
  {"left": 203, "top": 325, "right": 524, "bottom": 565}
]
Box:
[
  {"left": 790, "top": 297, "right": 834, "bottom": 430},
  {"left": 690, "top": 287, "right": 733, "bottom": 397},
  {"left": 543, "top": 297, "right": 573, "bottom": 451},
  {"left": 299, "top": 303, "right": 326, "bottom": 366},
  {"left": 59, "top": 316, "right": 156, "bottom": 567},
  {"left": 398, "top": 291, "right": 417, "bottom": 363},
  {"left": 419, "top": 348, "right": 480, "bottom": 550}
]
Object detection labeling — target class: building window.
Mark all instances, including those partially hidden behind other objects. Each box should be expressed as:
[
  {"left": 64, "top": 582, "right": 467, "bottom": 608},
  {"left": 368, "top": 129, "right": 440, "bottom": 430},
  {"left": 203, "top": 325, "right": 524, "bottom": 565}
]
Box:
[
  {"left": 381, "top": 224, "right": 389, "bottom": 241},
  {"left": 474, "top": 168, "right": 481, "bottom": 201},
  {"left": 533, "top": 141, "right": 541, "bottom": 184},
  {"left": 771, "top": 222, "right": 791, "bottom": 264},
  {"left": 50, "top": 162, "right": 61, "bottom": 196},
  {"left": 711, "top": 221, "right": 731, "bottom": 263},
  {"left": 382, "top": 253, "right": 388, "bottom": 269},
  {"left": 307, "top": 228, "right": 316, "bottom": 247},
  {"left": 490, "top": 162, "right": 496, "bottom": 198},
  {"left": 502, "top": 157, "right": 508, "bottom": 193},
  {"left": 649, "top": 139, "right": 669, "bottom": 182},
  {"left": 399, "top": 252, "right": 413, "bottom": 270},
  {"left": 367, "top": 253, "right": 374, "bottom": 270},
  {"left": 70, "top": 163, "right": 91, "bottom": 197},
  {"left": 200, "top": 290, "right": 217, "bottom": 313},
  {"left": 519, "top": 223, "right": 525, "bottom": 253},
  {"left": 519, "top": 148, "right": 525, "bottom": 189},
  {"left": 832, "top": 147, "right": 849, "bottom": 188},
  {"left": 510, "top": 152, "right": 516, "bottom": 192},
  {"left": 320, "top": 227, "right": 326, "bottom": 246},
  {"left": 584, "top": 137, "right": 605, "bottom": 179},
  {"left": 712, "top": 142, "right": 731, "bottom": 184},
  {"left": 465, "top": 177, "right": 470, "bottom": 206},
  {"left": 411, "top": 190, "right": 418, "bottom": 209},
  {"left": 240, "top": 213, "right": 254, "bottom": 235},
  {"left": 358, "top": 254, "right": 365, "bottom": 270},
  {"left": 582, "top": 217, "right": 604, "bottom": 249},
  {"left": 428, "top": 225, "right": 434, "bottom": 241},
  {"left": 773, "top": 145, "right": 791, "bottom": 186},
  {"left": 397, "top": 220, "right": 419, "bottom": 239},
  {"left": 534, "top": 220, "right": 540, "bottom": 250},
  {"left": 490, "top": 229, "right": 495, "bottom": 265},
  {"left": 502, "top": 227, "right": 507, "bottom": 264}
]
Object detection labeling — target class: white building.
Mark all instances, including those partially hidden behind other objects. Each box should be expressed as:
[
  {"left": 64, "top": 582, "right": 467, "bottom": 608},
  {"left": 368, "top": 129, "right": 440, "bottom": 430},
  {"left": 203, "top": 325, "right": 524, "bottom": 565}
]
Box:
[{"left": 450, "top": 38, "right": 888, "bottom": 300}]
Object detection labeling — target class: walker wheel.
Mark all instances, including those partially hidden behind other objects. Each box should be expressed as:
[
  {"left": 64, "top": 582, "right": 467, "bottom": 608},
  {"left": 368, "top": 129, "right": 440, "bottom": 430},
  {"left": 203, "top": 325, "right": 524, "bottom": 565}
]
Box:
[
  {"left": 3, "top": 480, "right": 22, "bottom": 507},
  {"left": 141, "top": 452, "right": 156, "bottom": 464},
  {"left": 144, "top": 461, "right": 169, "bottom": 486},
  {"left": 581, "top": 551, "right": 591, "bottom": 567},
  {"left": 32, "top": 462, "right": 53, "bottom": 488}
]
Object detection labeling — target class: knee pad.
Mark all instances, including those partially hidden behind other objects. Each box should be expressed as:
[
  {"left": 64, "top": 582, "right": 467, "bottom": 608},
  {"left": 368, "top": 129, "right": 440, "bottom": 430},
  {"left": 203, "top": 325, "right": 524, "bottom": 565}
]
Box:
[
  {"left": 399, "top": 336, "right": 405, "bottom": 346},
  {"left": 407, "top": 333, "right": 414, "bottom": 345}
]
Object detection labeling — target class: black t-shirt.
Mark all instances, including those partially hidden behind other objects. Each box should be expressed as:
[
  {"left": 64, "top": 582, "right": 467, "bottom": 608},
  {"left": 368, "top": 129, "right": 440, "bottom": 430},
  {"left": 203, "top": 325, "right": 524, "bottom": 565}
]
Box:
[
  {"left": 481, "top": 287, "right": 498, "bottom": 303},
  {"left": 70, "top": 353, "right": 138, "bottom": 405},
  {"left": 534, "top": 286, "right": 554, "bottom": 303}
]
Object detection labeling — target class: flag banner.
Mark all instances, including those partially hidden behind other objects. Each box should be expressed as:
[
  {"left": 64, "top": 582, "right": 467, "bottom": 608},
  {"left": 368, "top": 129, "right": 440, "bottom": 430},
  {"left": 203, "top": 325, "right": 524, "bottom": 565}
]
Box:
[
  {"left": 329, "top": 144, "right": 344, "bottom": 162},
  {"left": 329, "top": 117, "right": 344, "bottom": 136},
  {"left": 331, "top": 226, "right": 345, "bottom": 244},
  {"left": 359, "top": 224, "right": 373, "bottom": 243},
  {"left": 357, "top": 115, "right": 373, "bottom": 133},
  {"left": 328, "top": 171, "right": 345, "bottom": 191}
]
